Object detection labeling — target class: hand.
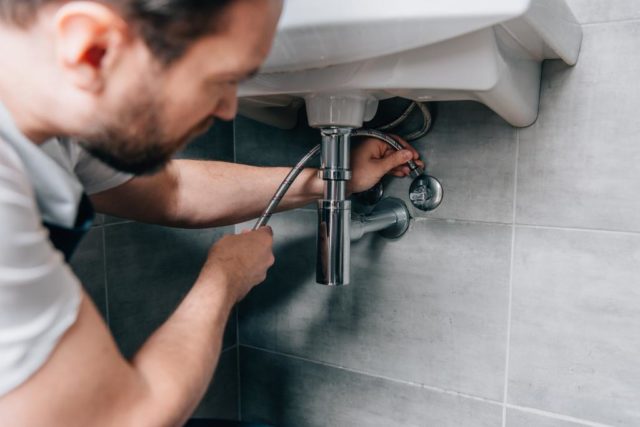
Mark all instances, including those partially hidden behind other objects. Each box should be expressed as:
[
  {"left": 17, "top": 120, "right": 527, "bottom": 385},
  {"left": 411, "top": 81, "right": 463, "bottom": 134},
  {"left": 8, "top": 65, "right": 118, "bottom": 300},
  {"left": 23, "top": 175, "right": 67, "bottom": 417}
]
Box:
[
  {"left": 200, "top": 226, "right": 275, "bottom": 303},
  {"left": 348, "top": 135, "right": 424, "bottom": 194}
]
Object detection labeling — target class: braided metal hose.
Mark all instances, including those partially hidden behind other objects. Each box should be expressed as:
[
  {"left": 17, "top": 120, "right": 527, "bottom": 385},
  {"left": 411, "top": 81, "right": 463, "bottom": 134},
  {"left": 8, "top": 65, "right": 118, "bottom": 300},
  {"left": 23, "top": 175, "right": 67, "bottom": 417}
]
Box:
[{"left": 253, "top": 102, "right": 433, "bottom": 229}]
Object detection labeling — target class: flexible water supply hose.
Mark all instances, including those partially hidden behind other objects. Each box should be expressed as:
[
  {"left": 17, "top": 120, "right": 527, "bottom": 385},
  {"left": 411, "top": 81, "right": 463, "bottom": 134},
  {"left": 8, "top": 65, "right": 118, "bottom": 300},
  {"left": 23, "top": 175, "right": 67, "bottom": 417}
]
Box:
[{"left": 253, "top": 102, "right": 431, "bottom": 230}]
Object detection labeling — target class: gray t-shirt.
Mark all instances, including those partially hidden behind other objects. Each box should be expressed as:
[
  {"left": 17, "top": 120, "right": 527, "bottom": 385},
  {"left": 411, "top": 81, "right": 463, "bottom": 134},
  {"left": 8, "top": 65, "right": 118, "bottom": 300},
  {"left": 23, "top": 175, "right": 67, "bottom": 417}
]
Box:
[{"left": 0, "top": 102, "right": 132, "bottom": 396}]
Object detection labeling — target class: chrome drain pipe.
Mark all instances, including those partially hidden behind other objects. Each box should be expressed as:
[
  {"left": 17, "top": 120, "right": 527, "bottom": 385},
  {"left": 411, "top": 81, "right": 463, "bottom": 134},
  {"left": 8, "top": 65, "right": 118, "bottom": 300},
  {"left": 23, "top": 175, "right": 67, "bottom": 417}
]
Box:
[{"left": 316, "top": 127, "right": 353, "bottom": 286}]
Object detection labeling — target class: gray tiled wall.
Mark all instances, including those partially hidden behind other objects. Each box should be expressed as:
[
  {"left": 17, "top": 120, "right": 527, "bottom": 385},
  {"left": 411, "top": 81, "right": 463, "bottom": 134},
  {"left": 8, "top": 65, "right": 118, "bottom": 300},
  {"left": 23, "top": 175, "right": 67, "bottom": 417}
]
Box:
[
  {"left": 69, "top": 121, "right": 239, "bottom": 420},
  {"left": 235, "top": 6, "right": 640, "bottom": 427},
  {"left": 69, "top": 3, "right": 640, "bottom": 425}
]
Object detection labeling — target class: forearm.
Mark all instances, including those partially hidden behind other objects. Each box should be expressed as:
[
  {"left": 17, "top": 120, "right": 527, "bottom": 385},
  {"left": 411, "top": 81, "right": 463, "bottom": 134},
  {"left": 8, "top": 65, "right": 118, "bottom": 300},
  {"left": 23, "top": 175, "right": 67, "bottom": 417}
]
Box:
[
  {"left": 170, "top": 159, "right": 323, "bottom": 228},
  {"left": 0, "top": 282, "right": 234, "bottom": 427},
  {"left": 91, "top": 159, "right": 324, "bottom": 228},
  {"left": 131, "top": 273, "right": 234, "bottom": 426}
]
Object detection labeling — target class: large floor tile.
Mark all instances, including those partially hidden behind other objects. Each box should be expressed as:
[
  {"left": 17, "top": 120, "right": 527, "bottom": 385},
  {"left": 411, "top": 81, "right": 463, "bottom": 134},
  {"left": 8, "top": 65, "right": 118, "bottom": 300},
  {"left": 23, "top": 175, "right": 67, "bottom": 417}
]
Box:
[
  {"left": 566, "top": 0, "right": 640, "bottom": 24},
  {"left": 240, "top": 346, "right": 502, "bottom": 427},
  {"left": 385, "top": 101, "right": 517, "bottom": 224},
  {"left": 69, "top": 227, "right": 107, "bottom": 319},
  {"left": 517, "top": 22, "right": 640, "bottom": 232},
  {"left": 240, "top": 210, "right": 511, "bottom": 400},
  {"left": 506, "top": 409, "right": 596, "bottom": 427},
  {"left": 508, "top": 226, "right": 640, "bottom": 425},
  {"left": 105, "top": 222, "right": 236, "bottom": 358},
  {"left": 193, "top": 347, "right": 239, "bottom": 420}
]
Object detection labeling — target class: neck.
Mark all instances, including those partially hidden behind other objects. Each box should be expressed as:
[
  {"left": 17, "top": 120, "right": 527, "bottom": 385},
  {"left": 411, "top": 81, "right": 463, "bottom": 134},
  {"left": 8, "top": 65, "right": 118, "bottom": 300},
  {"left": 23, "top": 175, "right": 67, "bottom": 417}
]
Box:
[{"left": 0, "top": 23, "right": 65, "bottom": 144}]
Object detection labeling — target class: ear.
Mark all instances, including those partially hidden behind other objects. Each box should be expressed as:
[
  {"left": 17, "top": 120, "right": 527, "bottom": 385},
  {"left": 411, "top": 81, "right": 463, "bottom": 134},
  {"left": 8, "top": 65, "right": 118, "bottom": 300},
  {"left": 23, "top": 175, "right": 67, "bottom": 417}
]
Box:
[{"left": 53, "top": 2, "right": 128, "bottom": 93}]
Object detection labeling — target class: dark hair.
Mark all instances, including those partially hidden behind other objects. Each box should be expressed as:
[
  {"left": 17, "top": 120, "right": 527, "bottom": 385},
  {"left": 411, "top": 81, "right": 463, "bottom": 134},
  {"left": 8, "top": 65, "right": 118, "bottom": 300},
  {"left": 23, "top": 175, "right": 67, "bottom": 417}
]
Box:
[{"left": 0, "top": 0, "right": 234, "bottom": 63}]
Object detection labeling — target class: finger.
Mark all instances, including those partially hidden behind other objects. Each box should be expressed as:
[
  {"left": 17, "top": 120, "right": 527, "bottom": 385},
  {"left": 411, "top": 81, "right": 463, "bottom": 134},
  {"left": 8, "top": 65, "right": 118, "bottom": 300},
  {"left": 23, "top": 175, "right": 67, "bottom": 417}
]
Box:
[
  {"left": 381, "top": 149, "right": 414, "bottom": 173},
  {"left": 389, "top": 134, "right": 421, "bottom": 159},
  {"left": 258, "top": 226, "right": 273, "bottom": 236},
  {"left": 240, "top": 229, "right": 251, "bottom": 234}
]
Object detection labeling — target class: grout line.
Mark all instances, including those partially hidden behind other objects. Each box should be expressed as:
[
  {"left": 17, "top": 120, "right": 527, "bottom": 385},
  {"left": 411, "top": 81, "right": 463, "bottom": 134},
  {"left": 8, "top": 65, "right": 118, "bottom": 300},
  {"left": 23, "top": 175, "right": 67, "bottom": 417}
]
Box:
[
  {"left": 581, "top": 17, "right": 640, "bottom": 26},
  {"left": 505, "top": 404, "right": 614, "bottom": 427},
  {"left": 221, "top": 345, "right": 237, "bottom": 355},
  {"left": 239, "top": 344, "right": 503, "bottom": 407},
  {"left": 412, "top": 216, "right": 513, "bottom": 227},
  {"left": 413, "top": 216, "right": 640, "bottom": 238},
  {"left": 101, "top": 220, "right": 133, "bottom": 228},
  {"left": 236, "top": 307, "right": 242, "bottom": 421},
  {"left": 241, "top": 344, "right": 615, "bottom": 427},
  {"left": 501, "top": 127, "right": 520, "bottom": 426},
  {"left": 515, "top": 223, "right": 640, "bottom": 237},
  {"left": 232, "top": 119, "right": 237, "bottom": 164},
  {"left": 101, "top": 226, "right": 110, "bottom": 326}
]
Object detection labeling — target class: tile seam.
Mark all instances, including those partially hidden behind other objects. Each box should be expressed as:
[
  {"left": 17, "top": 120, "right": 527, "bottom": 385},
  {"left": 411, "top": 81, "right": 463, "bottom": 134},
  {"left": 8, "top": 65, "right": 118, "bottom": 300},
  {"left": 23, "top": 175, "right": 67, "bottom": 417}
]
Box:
[
  {"left": 101, "top": 226, "right": 110, "bottom": 326},
  {"left": 505, "top": 403, "right": 614, "bottom": 427},
  {"left": 581, "top": 17, "right": 640, "bottom": 26},
  {"left": 236, "top": 308, "right": 242, "bottom": 421},
  {"left": 516, "top": 223, "right": 640, "bottom": 237},
  {"left": 411, "top": 216, "right": 640, "bottom": 237},
  {"left": 501, "top": 127, "right": 520, "bottom": 426},
  {"left": 239, "top": 344, "right": 502, "bottom": 406},
  {"left": 241, "top": 345, "right": 616, "bottom": 427}
]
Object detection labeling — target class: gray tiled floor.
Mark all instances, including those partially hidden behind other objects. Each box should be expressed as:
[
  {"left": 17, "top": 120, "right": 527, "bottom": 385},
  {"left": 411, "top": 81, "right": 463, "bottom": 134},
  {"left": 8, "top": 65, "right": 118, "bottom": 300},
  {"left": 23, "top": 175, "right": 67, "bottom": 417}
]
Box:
[
  {"left": 240, "top": 346, "right": 502, "bottom": 427},
  {"left": 508, "top": 226, "right": 640, "bottom": 426},
  {"left": 104, "top": 222, "right": 236, "bottom": 358},
  {"left": 516, "top": 21, "right": 640, "bottom": 233},
  {"left": 240, "top": 210, "right": 511, "bottom": 400}
]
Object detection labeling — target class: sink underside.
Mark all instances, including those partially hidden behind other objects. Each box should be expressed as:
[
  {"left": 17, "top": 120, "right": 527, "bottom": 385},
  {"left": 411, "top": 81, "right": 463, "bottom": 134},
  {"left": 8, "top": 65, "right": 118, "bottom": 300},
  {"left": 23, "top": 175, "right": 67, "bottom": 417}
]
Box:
[{"left": 238, "top": 0, "right": 582, "bottom": 128}]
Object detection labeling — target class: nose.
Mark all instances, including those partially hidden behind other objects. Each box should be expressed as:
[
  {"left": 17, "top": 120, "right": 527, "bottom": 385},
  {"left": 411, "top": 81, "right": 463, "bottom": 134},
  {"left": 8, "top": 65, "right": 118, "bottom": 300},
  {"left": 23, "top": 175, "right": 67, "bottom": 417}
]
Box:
[{"left": 213, "top": 84, "right": 238, "bottom": 121}]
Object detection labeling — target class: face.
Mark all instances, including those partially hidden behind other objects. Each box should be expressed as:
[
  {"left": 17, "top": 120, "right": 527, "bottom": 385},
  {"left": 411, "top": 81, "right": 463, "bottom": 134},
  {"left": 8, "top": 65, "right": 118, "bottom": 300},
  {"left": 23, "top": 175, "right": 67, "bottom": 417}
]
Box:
[{"left": 78, "top": 0, "right": 282, "bottom": 175}]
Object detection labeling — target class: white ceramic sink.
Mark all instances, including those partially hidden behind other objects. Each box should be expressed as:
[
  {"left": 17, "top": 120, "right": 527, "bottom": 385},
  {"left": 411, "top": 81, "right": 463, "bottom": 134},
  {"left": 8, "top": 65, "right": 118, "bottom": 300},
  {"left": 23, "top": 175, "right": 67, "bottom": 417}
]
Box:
[{"left": 239, "top": 0, "right": 582, "bottom": 128}]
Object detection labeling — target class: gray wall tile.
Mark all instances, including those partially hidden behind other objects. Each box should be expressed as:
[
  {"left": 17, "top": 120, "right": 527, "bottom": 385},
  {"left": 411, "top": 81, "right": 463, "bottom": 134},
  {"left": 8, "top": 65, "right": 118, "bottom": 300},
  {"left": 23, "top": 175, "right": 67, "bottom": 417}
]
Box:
[
  {"left": 506, "top": 409, "right": 594, "bottom": 427},
  {"left": 176, "top": 120, "right": 235, "bottom": 162},
  {"left": 517, "top": 22, "right": 640, "bottom": 232},
  {"left": 240, "top": 210, "right": 511, "bottom": 400},
  {"left": 237, "top": 9, "right": 640, "bottom": 426},
  {"left": 234, "top": 113, "right": 320, "bottom": 167},
  {"left": 508, "top": 226, "right": 640, "bottom": 425},
  {"left": 193, "top": 347, "right": 239, "bottom": 420},
  {"left": 105, "top": 222, "right": 236, "bottom": 358},
  {"left": 240, "top": 346, "right": 502, "bottom": 427},
  {"left": 385, "top": 101, "right": 517, "bottom": 224},
  {"left": 566, "top": 0, "right": 640, "bottom": 24},
  {"left": 93, "top": 213, "right": 105, "bottom": 226},
  {"left": 69, "top": 227, "right": 107, "bottom": 319}
]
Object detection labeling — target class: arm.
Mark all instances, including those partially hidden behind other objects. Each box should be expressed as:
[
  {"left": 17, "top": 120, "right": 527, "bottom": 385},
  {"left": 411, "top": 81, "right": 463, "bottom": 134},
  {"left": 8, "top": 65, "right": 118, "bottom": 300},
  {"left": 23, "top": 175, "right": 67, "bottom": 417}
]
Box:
[
  {"left": 0, "top": 228, "right": 274, "bottom": 427},
  {"left": 90, "top": 137, "right": 423, "bottom": 228},
  {"left": 92, "top": 160, "right": 323, "bottom": 227}
]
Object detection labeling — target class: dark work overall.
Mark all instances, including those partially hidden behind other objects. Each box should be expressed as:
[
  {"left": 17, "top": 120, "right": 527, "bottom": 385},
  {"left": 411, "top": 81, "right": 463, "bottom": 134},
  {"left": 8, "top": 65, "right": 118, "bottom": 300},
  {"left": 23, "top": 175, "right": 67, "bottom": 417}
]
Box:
[{"left": 44, "top": 193, "right": 95, "bottom": 261}]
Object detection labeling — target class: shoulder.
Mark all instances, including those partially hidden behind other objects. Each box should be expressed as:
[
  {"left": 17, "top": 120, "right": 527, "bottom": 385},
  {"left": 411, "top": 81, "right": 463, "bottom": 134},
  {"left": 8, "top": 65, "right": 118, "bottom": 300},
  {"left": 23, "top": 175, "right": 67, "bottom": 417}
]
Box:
[
  {"left": 0, "top": 138, "right": 35, "bottom": 206},
  {"left": 0, "top": 138, "right": 82, "bottom": 397}
]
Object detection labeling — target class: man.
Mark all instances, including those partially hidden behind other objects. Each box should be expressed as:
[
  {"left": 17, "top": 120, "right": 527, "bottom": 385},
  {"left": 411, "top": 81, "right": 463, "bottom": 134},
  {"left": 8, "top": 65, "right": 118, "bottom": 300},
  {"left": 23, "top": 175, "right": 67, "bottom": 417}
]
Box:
[{"left": 0, "top": 0, "right": 422, "bottom": 425}]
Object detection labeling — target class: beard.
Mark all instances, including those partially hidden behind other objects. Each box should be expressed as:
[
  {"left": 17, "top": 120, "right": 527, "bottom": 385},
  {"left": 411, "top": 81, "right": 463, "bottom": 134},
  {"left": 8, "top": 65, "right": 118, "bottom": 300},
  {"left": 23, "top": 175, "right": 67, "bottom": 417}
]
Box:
[{"left": 76, "top": 91, "right": 208, "bottom": 176}]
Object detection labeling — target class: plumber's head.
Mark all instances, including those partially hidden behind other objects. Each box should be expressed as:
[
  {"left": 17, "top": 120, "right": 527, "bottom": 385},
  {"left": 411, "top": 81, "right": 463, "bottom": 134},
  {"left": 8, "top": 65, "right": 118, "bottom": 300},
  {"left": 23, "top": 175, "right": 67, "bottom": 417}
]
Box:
[{"left": 0, "top": 0, "right": 282, "bottom": 174}]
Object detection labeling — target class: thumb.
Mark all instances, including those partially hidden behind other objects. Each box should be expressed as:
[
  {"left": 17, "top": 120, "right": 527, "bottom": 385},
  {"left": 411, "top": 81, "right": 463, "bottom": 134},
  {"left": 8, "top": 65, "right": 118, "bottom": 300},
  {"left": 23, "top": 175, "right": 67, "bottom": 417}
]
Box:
[{"left": 381, "top": 149, "right": 413, "bottom": 171}]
